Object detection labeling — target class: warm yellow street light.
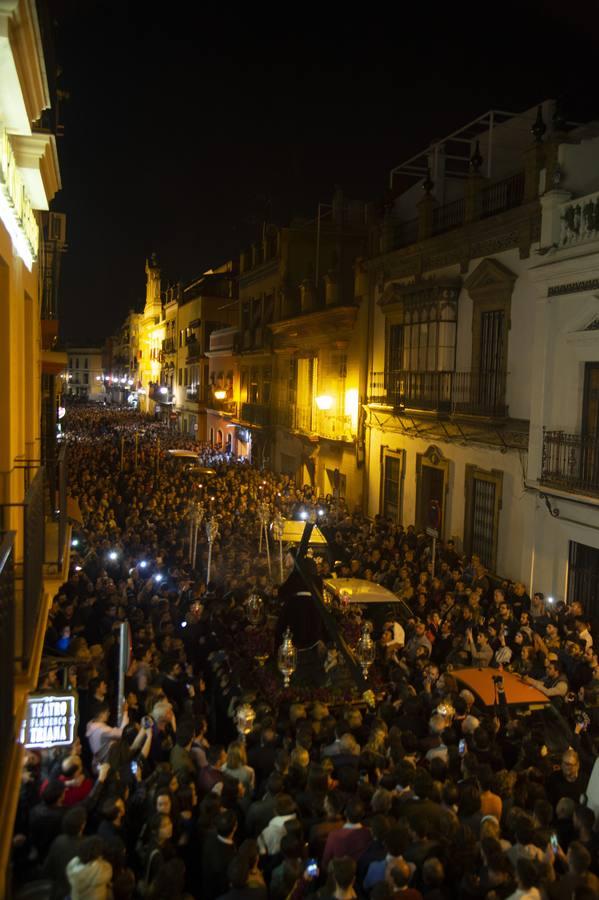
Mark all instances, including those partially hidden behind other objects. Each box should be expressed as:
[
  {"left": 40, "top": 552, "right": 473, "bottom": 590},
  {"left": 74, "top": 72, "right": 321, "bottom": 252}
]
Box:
[{"left": 315, "top": 394, "right": 333, "bottom": 411}]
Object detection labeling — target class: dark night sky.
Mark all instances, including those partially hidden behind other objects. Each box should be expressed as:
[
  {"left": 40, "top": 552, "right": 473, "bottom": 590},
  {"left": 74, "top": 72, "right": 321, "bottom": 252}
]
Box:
[{"left": 48, "top": 1, "right": 599, "bottom": 344}]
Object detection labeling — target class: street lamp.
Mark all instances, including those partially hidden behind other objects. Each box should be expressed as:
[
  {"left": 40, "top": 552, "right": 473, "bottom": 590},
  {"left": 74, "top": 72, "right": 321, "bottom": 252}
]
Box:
[
  {"left": 315, "top": 394, "right": 333, "bottom": 411},
  {"left": 277, "top": 627, "right": 297, "bottom": 687},
  {"left": 214, "top": 389, "right": 226, "bottom": 401}
]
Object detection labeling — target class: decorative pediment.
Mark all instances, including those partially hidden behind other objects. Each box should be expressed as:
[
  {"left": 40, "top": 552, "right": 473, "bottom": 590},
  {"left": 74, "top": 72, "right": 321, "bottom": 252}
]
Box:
[
  {"left": 423, "top": 445, "right": 445, "bottom": 466},
  {"left": 464, "top": 258, "right": 517, "bottom": 296}
]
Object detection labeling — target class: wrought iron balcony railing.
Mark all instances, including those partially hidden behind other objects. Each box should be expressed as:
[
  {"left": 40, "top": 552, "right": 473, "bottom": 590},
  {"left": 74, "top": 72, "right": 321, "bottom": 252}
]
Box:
[
  {"left": 240, "top": 402, "right": 271, "bottom": 427},
  {"left": 541, "top": 430, "right": 599, "bottom": 496},
  {"left": 0, "top": 466, "right": 45, "bottom": 665},
  {"left": 0, "top": 531, "right": 15, "bottom": 794},
  {"left": 480, "top": 171, "right": 525, "bottom": 218},
  {"left": 368, "top": 369, "right": 508, "bottom": 417},
  {"left": 432, "top": 197, "right": 465, "bottom": 235}
]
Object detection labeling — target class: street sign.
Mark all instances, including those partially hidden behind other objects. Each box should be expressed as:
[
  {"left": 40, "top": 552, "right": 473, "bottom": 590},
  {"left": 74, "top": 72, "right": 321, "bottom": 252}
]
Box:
[
  {"left": 21, "top": 693, "right": 77, "bottom": 748},
  {"left": 426, "top": 526, "right": 438, "bottom": 538}
]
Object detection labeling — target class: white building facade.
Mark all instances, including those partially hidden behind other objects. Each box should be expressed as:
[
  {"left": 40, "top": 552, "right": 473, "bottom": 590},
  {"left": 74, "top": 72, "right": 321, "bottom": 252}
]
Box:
[
  {"left": 527, "top": 131, "right": 599, "bottom": 624},
  {"left": 66, "top": 347, "right": 104, "bottom": 401},
  {"left": 363, "top": 104, "right": 599, "bottom": 586}
]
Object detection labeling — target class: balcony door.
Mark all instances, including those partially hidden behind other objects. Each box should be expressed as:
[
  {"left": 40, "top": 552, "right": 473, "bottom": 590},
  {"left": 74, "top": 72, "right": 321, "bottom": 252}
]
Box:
[
  {"left": 581, "top": 363, "right": 599, "bottom": 490},
  {"left": 478, "top": 309, "right": 507, "bottom": 414},
  {"left": 583, "top": 363, "right": 599, "bottom": 436},
  {"left": 465, "top": 258, "right": 515, "bottom": 416}
]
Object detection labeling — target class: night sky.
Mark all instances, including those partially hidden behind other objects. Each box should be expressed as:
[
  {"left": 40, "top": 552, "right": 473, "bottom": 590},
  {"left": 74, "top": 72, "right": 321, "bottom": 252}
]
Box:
[{"left": 49, "top": 1, "right": 599, "bottom": 344}]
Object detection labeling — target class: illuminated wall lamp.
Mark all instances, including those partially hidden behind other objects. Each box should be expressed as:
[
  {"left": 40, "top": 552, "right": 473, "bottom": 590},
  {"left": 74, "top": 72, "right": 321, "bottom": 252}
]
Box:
[
  {"left": 315, "top": 394, "right": 334, "bottom": 411},
  {"left": 214, "top": 389, "right": 227, "bottom": 400}
]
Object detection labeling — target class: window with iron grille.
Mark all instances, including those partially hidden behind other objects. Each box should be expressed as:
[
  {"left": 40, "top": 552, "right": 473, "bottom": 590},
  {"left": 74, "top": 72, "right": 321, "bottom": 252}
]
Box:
[{"left": 464, "top": 465, "right": 502, "bottom": 570}]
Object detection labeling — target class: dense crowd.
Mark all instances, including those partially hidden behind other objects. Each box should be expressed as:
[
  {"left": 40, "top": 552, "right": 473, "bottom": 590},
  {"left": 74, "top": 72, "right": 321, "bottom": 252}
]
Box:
[{"left": 12, "top": 406, "right": 599, "bottom": 900}]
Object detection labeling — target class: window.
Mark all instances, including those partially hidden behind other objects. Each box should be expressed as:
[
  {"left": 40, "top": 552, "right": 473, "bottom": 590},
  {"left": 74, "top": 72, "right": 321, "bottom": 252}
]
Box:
[
  {"left": 178, "top": 368, "right": 182, "bottom": 385},
  {"left": 464, "top": 465, "right": 503, "bottom": 570},
  {"left": 383, "top": 283, "right": 458, "bottom": 375},
  {"left": 249, "top": 367, "right": 259, "bottom": 404},
  {"left": 75, "top": 358, "right": 79, "bottom": 369},
  {"left": 381, "top": 450, "right": 404, "bottom": 522},
  {"left": 83, "top": 373, "right": 89, "bottom": 384},
  {"left": 263, "top": 367, "right": 272, "bottom": 404},
  {"left": 84, "top": 358, "right": 88, "bottom": 369}
]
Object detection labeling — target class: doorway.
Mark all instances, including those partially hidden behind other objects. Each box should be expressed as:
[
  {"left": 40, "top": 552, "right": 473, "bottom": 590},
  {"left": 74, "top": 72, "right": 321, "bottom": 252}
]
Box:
[
  {"left": 415, "top": 451, "right": 448, "bottom": 534},
  {"left": 568, "top": 540, "right": 599, "bottom": 629}
]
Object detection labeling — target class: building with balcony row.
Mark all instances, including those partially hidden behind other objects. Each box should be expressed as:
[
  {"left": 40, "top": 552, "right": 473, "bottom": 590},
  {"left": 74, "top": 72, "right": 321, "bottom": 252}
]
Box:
[
  {"left": 0, "top": 0, "right": 72, "bottom": 891},
  {"left": 363, "top": 102, "right": 599, "bottom": 623},
  {"left": 110, "top": 101, "right": 599, "bottom": 625},
  {"left": 206, "top": 195, "right": 372, "bottom": 506}
]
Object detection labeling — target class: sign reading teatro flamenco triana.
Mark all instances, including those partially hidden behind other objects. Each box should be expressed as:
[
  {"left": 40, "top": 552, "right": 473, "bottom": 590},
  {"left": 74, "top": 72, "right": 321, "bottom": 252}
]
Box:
[
  {"left": 20, "top": 693, "right": 77, "bottom": 749},
  {"left": 0, "top": 127, "right": 39, "bottom": 270}
]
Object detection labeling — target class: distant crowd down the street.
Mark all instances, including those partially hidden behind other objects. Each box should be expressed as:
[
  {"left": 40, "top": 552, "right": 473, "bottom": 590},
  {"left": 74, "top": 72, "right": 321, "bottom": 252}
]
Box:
[{"left": 12, "top": 405, "right": 599, "bottom": 900}]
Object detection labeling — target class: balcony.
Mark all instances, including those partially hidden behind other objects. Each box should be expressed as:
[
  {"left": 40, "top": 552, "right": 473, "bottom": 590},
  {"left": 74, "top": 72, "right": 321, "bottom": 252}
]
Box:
[
  {"left": 432, "top": 197, "right": 465, "bottom": 235},
  {"left": 186, "top": 387, "right": 199, "bottom": 402},
  {"left": 186, "top": 339, "right": 201, "bottom": 362},
  {"left": 541, "top": 430, "right": 599, "bottom": 497},
  {"left": 209, "top": 327, "right": 240, "bottom": 354},
  {"left": 240, "top": 402, "right": 271, "bottom": 427},
  {"left": 480, "top": 171, "right": 525, "bottom": 218},
  {"left": 0, "top": 467, "right": 45, "bottom": 666},
  {"left": 0, "top": 532, "right": 15, "bottom": 793},
  {"left": 558, "top": 191, "right": 599, "bottom": 249},
  {"left": 383, "top": 170, "right": 526, "bottom": 253},
  {"left": 318, "top": 413, "right": 355, "bottom": 441},
  {"left": 368, "top": 369, "right": 508, "bottom": 417},
  {"left": 162, "top": 338, "right": 176, "bottom": 355}
]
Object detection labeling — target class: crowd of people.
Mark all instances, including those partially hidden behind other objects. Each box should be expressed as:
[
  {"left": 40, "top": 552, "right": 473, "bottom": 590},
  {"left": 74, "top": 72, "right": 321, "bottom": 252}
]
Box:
[{"left": 11, "top": 406, "right": 599, "bottom": 900}]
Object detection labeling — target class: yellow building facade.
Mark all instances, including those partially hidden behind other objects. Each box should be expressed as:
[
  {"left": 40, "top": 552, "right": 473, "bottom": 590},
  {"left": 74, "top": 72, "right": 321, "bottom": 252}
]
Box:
[{"left": 0, "top": 1, "right": 71, "bottom": 892}]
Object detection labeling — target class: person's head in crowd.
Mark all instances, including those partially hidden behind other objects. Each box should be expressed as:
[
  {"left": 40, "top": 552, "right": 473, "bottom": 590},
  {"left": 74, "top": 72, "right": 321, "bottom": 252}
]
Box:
[
  {"left": 150, "top": 813, "right": 173, "bottom": 846},
  {"left": 62, "top": 805, "right": 87, "bottom": 837},
  {"left": 561, "top": 747, "right": 580, "bottom": 782},
  {"left": 42, "top": 780, "right": 65, "bottom": 808},
  {"left": 207, "top": 744, "right": 226, "bottom": 770},
  {"left": 330, "top": 856, "right": 356, "bottom": 896},
  {"left": 567, "top": 841, "right": 592, "bottom": 876},
  {"left": 344, "top": 796, "right": 365, "bottom": 825}
]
